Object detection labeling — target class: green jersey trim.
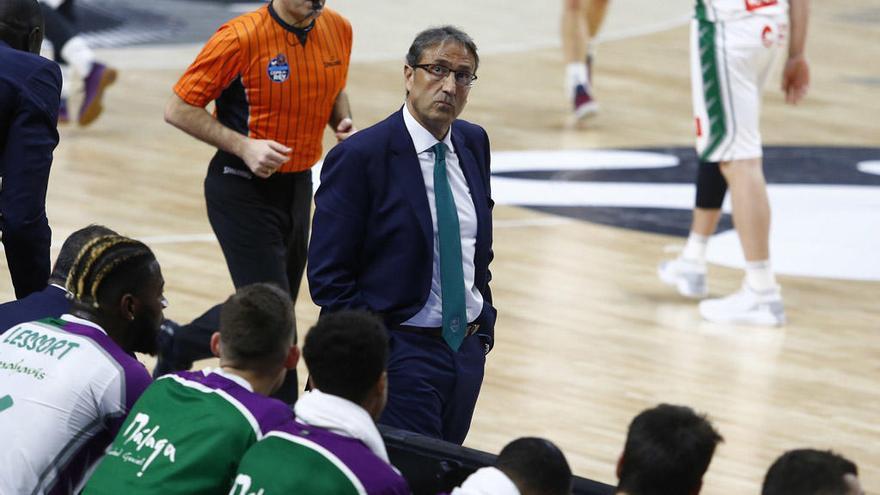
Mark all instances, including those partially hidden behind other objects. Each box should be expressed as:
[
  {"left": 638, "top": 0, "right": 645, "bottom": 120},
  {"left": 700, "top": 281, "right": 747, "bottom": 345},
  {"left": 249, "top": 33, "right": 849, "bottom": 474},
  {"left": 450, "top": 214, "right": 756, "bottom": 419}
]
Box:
[{"left": 697, "top": 18, "right": 728, "bottom": 161}]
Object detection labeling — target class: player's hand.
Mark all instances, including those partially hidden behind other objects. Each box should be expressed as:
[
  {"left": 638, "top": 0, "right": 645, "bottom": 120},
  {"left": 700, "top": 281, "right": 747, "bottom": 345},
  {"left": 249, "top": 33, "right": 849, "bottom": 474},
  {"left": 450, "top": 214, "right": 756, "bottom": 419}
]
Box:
[
  {"left": 334, "top": 117, "right": 357, "bottom": 142},
  {"left": 240, "top": 139, "right": 291, "bottom": 178},
  {"left": 782, "top": 54, "right": 810, "bottom": 105}
]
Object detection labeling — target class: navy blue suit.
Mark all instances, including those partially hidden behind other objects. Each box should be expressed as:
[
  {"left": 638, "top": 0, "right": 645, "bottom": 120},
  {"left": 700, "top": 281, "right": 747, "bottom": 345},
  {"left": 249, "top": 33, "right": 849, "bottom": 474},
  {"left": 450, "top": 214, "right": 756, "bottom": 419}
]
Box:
[
  {"left": 0, "top": 41, "right": 61, "bottom": 299},
  {"left": 308, "top": 109, "right": 495, "bottom": 444},
  {"left": 0, "top": 284, "right": 69, "bottom": 334}
]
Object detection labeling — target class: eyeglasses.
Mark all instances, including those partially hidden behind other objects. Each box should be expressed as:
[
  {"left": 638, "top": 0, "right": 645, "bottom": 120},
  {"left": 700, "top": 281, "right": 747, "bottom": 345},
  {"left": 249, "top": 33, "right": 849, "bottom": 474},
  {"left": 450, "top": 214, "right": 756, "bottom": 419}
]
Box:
[{"left": 413, "top": 64, "right": 477, "bottom": 87}]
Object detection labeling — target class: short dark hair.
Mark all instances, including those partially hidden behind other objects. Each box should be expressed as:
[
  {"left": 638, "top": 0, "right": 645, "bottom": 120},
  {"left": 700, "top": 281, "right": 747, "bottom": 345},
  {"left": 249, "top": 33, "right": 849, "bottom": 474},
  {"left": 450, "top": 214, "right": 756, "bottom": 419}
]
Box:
[
  {"left": 50, "top": 225, "right": 118, "bottom": 284},
  {"left": 762, "top": 449, "right": 858, "bottom": 495},
  {"left": 303, "top": 311, "right": 388, "bottom": 404},
  {"left": 219, "top": 283, "right": 296, "bottom": 372},
  {"left": 0, "top": 0, "right": 43, "bottom": 51},
  {"left": 496, "top": 437, "right": 572, "bottom": 495},
  {"left": 65, "top": 234, "right": 159, "bottom": 311},
  {"left": 405, "top": 25, "right": 479, "bottom": 72},
  {"left": 618, "top": 404, "right": 723, "bottom": 495}
]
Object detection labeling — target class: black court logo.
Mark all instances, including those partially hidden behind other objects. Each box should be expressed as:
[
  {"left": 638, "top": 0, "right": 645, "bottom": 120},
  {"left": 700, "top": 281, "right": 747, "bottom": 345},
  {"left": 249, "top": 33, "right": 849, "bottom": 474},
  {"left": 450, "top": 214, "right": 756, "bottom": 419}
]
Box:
[
  {"left": 267, "top": 54, "right": 290, "bottom": 83},
  {"left": 488, "top": 146, "right": 880, "bottom": 281}
]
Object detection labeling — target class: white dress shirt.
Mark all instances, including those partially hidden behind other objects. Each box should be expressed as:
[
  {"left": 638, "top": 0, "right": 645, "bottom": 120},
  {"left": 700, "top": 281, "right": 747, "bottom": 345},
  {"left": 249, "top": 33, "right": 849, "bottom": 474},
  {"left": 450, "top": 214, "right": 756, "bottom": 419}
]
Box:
[{"left": 401, "top": 102, "right": 483, "bottom": 328}]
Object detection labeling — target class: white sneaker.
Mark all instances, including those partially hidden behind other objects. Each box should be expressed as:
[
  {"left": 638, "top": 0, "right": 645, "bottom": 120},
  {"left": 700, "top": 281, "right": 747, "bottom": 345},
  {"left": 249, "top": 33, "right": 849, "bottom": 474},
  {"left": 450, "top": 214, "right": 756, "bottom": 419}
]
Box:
[
  {"left": 699, "top": 283, "right": 786, "bottom": 326},
  {"left": 658, "top": 257, "right": 708, "bottom": 298}
]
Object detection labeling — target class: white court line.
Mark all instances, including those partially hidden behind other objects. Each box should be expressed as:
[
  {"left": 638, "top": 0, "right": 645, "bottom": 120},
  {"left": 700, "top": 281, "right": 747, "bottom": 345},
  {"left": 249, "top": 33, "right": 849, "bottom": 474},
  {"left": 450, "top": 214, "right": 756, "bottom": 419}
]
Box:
[{"left": 857, "top": 161, "right": 880, "bottom": 176}]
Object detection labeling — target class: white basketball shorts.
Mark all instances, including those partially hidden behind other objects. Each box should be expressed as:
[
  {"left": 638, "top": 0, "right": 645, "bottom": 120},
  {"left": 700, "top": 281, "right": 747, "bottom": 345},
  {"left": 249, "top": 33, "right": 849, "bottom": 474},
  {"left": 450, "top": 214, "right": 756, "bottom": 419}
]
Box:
[{"left": 690, "top": 14, "right": 787, "bottom": 162}]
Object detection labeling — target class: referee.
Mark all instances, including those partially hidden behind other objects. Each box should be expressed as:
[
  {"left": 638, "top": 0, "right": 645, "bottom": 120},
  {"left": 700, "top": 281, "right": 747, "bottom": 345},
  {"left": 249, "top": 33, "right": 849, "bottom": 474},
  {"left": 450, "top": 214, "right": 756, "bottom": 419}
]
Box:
[{"left": 161, "top": 0, "right": 356, "bottom": 402}]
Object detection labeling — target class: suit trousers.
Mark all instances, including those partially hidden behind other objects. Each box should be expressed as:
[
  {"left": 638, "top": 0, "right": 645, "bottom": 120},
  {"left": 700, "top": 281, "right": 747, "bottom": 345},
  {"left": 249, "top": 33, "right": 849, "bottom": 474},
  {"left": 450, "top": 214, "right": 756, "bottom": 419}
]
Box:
[
  {"left": 171, "top": 164, "right": 312, "bottom": 404},
  {"left": 379, "top": 330, "right": 486, "bottom": 445}
]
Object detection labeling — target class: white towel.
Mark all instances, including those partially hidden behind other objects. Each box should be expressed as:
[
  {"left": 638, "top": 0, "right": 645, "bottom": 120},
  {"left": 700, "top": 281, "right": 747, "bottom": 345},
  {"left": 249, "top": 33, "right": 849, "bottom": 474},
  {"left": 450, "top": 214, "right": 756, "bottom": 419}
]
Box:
[
  {"left": 451, "top": 467, "right": 520, "bottom": 495},
  {"left": 294, "top": 389, "right": 389, "bottom": 463}
]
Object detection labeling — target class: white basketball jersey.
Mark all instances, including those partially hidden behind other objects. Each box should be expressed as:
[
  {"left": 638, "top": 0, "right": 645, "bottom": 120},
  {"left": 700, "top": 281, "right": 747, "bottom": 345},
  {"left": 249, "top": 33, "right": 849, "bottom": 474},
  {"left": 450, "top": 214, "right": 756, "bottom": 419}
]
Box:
[
  {"left": 696, "top": 0, "right": 788, "bottom": 22},
  {"left": 0, "top": 315, "right": 150, "bottom": 494}
]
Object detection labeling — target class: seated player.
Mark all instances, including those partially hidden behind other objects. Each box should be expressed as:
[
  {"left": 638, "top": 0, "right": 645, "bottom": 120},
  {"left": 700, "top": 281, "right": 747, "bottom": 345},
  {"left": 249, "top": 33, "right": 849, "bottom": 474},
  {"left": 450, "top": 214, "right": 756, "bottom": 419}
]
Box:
[
  {"left": 0, "top": 234, "right": 163, "bottom": 494},
  {"left": 83, "top": 283, "right": 297, "bottom": 494},
  {"left": 615, "top": 404, "right": 723, "bottom": 495},
  {"left": 230, "top": 311, "right": 410, "bottom": 495},
  {"left": 762, "top": 449, "right": 864, "bottom": 495},
  {"left": 452, "top": 437, "right": 573, "bottom": 495},
  {"left": 0, "top": 224, "right": 116, "bottom": 333}
]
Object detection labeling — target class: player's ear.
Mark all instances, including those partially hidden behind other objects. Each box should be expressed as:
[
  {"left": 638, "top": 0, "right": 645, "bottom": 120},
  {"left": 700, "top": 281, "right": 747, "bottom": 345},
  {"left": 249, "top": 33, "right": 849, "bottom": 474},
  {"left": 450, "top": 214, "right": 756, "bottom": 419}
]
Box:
[
  {"left": 284, "top": 345, "right": 300, "bottom": 369},
  {"left": 210, "top": 332, "right": 221, "bottom": 358}
]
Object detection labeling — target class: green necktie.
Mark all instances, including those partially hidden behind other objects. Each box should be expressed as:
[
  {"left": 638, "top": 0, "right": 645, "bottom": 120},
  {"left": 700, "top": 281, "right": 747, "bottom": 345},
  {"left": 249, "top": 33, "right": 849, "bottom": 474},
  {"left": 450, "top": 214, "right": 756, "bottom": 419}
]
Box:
[{"left": 433, "top": 143, "right": 468, "bottom": 351}]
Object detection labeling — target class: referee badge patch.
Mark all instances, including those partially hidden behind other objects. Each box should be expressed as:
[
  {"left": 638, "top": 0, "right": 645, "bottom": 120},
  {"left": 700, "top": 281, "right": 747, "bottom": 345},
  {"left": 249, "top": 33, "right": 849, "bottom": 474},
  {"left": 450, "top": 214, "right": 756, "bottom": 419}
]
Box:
[{"left": 267, "top": 54, "right": 290, "bottom": 83}]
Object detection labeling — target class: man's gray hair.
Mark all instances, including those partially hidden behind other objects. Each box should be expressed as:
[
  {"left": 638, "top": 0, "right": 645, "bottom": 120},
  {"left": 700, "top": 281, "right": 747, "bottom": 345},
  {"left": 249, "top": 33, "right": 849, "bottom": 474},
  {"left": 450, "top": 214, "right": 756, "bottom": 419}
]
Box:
[{"left": 405, "top": 25, "right": 479, "bottom": 72}]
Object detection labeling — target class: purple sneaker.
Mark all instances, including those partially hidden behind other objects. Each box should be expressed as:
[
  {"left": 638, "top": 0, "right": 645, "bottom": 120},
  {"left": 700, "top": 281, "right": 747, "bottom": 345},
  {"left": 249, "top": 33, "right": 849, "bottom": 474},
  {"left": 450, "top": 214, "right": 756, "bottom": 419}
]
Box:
[
  {"left": 78, "top": 62, "right": 117, "bottom": 126},
  {"left": 573, "top": 83, "right": 599, "bottom": 120},
  {"left": 58, "top": 98, "right": 70, "bottom": 124}
]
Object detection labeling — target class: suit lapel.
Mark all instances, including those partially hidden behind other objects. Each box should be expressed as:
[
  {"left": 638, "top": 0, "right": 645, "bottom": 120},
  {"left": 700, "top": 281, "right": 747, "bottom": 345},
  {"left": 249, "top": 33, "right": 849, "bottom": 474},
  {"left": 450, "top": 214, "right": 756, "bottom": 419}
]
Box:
[
  {"left": 451, "top": 126, "right": 489, "bottom": 232},
  {"left": 389, "top": 110, "right": 433, "bottom": 248}
]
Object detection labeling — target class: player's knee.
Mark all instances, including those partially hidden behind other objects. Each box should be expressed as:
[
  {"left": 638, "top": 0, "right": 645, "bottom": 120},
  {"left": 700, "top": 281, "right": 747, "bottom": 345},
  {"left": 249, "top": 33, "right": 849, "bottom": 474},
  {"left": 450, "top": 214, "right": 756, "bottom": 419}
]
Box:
[{"left": 695, "top": 161, "right": 728, "bottom": 209}]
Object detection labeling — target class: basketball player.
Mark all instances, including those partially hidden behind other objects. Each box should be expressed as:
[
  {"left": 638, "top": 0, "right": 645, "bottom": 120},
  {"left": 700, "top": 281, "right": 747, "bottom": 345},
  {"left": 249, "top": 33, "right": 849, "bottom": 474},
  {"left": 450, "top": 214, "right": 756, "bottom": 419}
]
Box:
[
  {"left": 615, "top": 404, "right": 723, "bottom": 495},
  {"left": 658, "top": 0, "right": 810, "bottom": 326},
  {"left": 39, "top": 0, "right": 117, "bottom": 125},
  {"left": 229, "top": 311, "right": 409, "bottom": 494},
  {"left": 160, "top": 0, "right": 355, "bottom": 402},
  {"left": 762, "top": 449, "right": 864, "bottom": 495},
  {"left": 0, "top": 234, "right": 163, "bottom": 494},
  {"left": 561, "top": 0, "right": 610, "bottom": 119},
  {"left": 452, "top": 438, "right": 572, "bottom": 495},
  {"left": 83, "top": 284, "right": 297, "bottom": 494}
]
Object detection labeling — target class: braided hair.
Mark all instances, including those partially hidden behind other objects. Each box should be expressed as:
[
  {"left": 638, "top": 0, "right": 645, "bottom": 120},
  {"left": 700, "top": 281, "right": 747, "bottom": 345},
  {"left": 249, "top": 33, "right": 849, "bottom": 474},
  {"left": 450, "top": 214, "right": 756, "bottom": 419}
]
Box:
[{"left": 65, "top": 235, "right": 157, "bottom": 309}]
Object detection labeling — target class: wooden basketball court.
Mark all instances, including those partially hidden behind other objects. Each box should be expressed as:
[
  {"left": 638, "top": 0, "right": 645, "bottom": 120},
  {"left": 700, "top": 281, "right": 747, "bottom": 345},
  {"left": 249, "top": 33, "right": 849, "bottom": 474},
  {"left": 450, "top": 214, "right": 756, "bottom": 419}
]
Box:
[{"left": 1, "top": 0, "right": 877, "bottom": 492}]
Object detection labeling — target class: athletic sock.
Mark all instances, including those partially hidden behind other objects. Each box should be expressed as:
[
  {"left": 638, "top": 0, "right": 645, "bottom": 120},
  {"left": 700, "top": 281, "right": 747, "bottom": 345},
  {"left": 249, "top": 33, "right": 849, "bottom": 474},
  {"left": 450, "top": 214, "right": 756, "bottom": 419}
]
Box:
[
  {"left": 681, "top": 232, "right": 709, "bottom": 263},
  {"left": 745, "top": 260, "right": 778, "bottom": 292},
  {"left": 60, "top": 36, "right": 95, "bottom": 78},
  {"left": 59, "top": 64, "right": 72, "bottom": 99},
  {"left": 565, "top": 62, "right": 588, "bottom": 95}
]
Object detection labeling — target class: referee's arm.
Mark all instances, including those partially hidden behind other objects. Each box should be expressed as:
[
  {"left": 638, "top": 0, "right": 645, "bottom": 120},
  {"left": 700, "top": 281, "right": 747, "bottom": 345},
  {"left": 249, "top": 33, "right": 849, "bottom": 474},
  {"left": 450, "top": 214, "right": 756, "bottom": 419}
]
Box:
[
  {"left": 328, "top": 90, "right": 357, "bottom": 142},
  {"left": 164, "top": 94, "right": 290, "bottom": 178}
]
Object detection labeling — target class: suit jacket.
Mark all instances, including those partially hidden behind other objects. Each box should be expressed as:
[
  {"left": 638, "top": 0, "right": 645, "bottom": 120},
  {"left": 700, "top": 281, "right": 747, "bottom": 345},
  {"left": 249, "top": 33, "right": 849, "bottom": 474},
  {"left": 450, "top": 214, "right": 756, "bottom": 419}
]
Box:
[
  {"left": 308, "top": 109, "right": 496, "bottom": 345},
  {"left": 0, "top": 284, "right": 69, "bottom": 335},
  {"left": 0, "top": 41, "right": 61, "bottom": 299}
]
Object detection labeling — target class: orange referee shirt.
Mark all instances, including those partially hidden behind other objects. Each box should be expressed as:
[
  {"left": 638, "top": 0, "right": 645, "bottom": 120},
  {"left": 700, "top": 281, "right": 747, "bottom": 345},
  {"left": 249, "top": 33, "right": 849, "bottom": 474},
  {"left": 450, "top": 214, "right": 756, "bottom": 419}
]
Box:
[{"left": 173, "top": 4, "right": 352, "bottom": 173}]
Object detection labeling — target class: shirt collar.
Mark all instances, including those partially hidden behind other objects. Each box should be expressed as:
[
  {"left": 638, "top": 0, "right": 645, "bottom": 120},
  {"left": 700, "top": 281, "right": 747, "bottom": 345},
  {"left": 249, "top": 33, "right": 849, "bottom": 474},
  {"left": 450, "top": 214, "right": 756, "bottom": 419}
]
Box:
[
  {"left": 60, "top": 314, "right": 107, "bottom": 335},
  {"left": 402, "top": 102, "right": 455, "bottom": 155},
  {"left": 204, "top": 367, "right": 255, "bottom": 392}
]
